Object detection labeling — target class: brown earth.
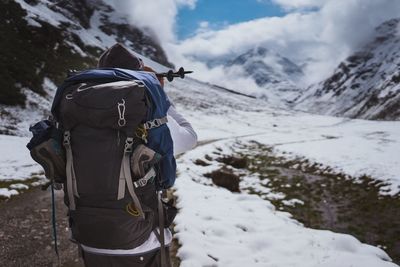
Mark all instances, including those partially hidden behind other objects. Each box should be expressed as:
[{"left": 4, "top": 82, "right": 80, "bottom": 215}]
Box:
[
  {"left": 0, "top": 187, "right": 83, "bottom": 267},
  {"left": 0, "top": 187, "right": 181, "bottom": 267}
]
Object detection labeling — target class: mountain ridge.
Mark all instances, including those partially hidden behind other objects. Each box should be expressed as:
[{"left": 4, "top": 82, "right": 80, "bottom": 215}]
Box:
[
  {"left": 294, "top": 18, "right": 400, "bottom": 120},
  {"left": 0, "top": 0, "right": 172, "bottom": 107},
  {"left": 0, "top": 0, "right": 173, "bottom": 135},
  {"left": 202, "top": 46, "right": 304, "bottom": 104}
]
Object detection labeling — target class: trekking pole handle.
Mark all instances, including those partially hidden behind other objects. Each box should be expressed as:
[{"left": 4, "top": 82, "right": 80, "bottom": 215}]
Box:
[{"left": 156, "top": 67, "right": 193, "bottom": 82}]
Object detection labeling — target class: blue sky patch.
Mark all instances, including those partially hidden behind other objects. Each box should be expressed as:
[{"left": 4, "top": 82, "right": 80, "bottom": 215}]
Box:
[{"left": 176, "top": 0, "right": 285, "bottom": 39}]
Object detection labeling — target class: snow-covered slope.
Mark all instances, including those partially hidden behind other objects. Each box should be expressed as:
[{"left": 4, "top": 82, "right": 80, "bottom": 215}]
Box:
[
  {"left": 1, "top": 62, "right": 400, "bottom": 266},
  {"left": 175, "top": 145, "right": 397, "bottom": 267},
  {"left": 166, "top": 78, "right": 400, "bottom": 196},
  {"left": 227, "top": 47, "right": 303, "bottom": 102},
  {"left": 295, "top": 19, "right": 400, "bottom": 120},
  {"left": 0, "top": 0, "right": 171, "bottom": 135},
  {"left": 1, "top": 3, "right": 400, "bottom": 266},
  {"left": 168, "top": 76, "right": 400, "bottom": 267},
  {"left": 226, "top": 47, "right": 304, "bottom": 85}
]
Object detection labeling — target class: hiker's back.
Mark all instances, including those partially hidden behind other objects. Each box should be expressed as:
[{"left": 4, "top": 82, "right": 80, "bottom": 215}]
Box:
[
  {"left": 57, "top": 74, "right": 160, "bottom": 249},
  {"left": 27, "top": 43, "right": 197, "bottom": 267}
]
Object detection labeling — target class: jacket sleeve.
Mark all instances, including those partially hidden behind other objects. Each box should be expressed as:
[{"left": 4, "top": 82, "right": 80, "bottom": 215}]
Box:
[{"left": 166, "top": 105, "right": 198, "bottom": 156}]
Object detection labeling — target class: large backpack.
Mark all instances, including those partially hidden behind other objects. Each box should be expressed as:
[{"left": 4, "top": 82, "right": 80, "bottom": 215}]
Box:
[{"left": 30, "top": 67, "right": 177, "bottom": 250}]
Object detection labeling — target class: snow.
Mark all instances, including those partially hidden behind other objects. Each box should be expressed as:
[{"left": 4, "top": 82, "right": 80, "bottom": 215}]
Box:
[
  {"left": 0, "top": 135, "right": 43, "bottom": 182},
  {"left": 174, "top": 141, "right": 397, "bottom": 267},
  {"left": 165, "top": 78, "right": 400, "bottom": 195},
  {"left": 160, "top": 76, "right": 400, "bottom": 265},
  {"left": 9, "top": 183, "right": 29, "bottom": 190},
  {"left": 75, "top": 10, "right": 118, "bottom": 49},
  {"left": 0, "top": 188, "right": 19, "bottom": 198},
  {"left": 294, "top": 19, "right": 400, "bottom": 120},
  {"left": 15, "top": 0, "right": 75, "bottom": 28}
]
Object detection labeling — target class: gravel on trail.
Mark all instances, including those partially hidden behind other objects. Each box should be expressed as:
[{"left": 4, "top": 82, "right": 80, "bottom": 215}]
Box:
[
  {"left": 0, "top": 187, "right": 83, "bottom": 267},
  {"left": 0, "top": 187, "right": 181, "bottom": 267}
]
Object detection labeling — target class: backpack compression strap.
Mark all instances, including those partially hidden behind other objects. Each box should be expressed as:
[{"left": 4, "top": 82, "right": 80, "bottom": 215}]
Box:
[
  {"left": 117, "top": 137, "right": 145, "bottom": 219},
  {"left": 63, "top": 131, "right": 80, "bottom": 210}
]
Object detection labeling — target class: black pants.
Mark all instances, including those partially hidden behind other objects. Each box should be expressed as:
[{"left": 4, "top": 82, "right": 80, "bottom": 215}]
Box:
[{"left": 82, "top": 247, "right": 172, "bottom": 267}]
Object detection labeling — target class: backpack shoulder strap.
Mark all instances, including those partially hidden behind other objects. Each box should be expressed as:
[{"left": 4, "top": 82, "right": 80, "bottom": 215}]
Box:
[{"left": 117, "top": 137, "right": 145, "bottom": 219}]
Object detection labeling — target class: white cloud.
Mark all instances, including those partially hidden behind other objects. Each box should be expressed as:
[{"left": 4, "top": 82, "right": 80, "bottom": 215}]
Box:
[
  {"left": 270, "top": 0, "right": 327, "bottom": 10},
  {"left": 108, "top": 0, "right": 197, "bottom": 44},
  {"left": 108, "top": 0, "right": 400, "bottom": 91},
  {"left": 168, "top": 0, "right": 400, "bottom": 86}
]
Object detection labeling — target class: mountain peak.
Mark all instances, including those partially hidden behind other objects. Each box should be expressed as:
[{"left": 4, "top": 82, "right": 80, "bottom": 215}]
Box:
[
  {"left": 375, "top": 18, "right": 400, "bottom": 37},
  {"left": 227, "top": 46, "right": 304, "bottom": 83},
  {"left": 248, "top": 46, "right": 270, "bottom": 56}
]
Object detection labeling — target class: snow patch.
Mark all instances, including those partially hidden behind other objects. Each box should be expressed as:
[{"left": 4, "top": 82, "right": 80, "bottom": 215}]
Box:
[
  {"left": 15, "top": 0, "right": 75, "bottom": 28},
  {"left": 0, "top": 188, "right": 19, "bottom": 198},
  {"left": 0, "top": 135, "right": 43, "bottom": 182},
  {"left": 9, "top": 183, "right": 29, "bottom": 190}
]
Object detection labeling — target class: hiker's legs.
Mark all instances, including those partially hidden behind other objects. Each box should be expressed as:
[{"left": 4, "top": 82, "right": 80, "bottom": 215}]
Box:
[{"left": 82, "top": 247, "right": 172, "bottom": 267}]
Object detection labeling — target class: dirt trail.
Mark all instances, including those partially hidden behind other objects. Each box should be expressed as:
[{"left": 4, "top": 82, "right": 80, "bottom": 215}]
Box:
[{"left": 0, "top": 187, "right": 83, "bottom": 267}]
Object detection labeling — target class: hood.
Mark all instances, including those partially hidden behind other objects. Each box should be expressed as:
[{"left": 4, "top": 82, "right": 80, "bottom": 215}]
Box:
[{"left": 98, "top": 43, "right": 144, "bottom": 70}]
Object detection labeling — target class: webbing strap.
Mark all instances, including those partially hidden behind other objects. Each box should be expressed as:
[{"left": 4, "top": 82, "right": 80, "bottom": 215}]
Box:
[
  {"left": 143, "top": 116, "right": 168, "bottom": 130},
  {"left": 71, "top": 161, "right": 79, "bottom": 198},
  {"left": 64, "top": 131, "right": 79, "bottom": 211},
  {"left": 134, "top": 167, "right": 156, "bottom": 188},
  {"left": 117, "top": 137, "right": 144, "bottom": 219},
  {"left": 158, "top": 191, "right": 167, "bottom": 267}
]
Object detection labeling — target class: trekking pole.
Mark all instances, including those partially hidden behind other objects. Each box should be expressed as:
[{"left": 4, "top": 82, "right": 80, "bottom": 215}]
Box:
[
  {"left": 50, "top": 182, "right": 61, "bottom": 266},
  {"left": 156, "top": 67, "right": 193, "bottom": 82}
]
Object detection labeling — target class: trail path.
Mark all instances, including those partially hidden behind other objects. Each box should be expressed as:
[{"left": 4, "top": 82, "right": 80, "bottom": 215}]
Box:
[{"left": 0, "top": 188, "right": 83, "bottom": 267}]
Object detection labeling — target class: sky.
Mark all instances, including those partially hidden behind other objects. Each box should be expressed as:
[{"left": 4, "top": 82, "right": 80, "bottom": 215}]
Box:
[
  {"left": 176, "top": 0, "right": 285, "bottom": 39},
  {"left": 112, "top": 0, "right": 400, "bottom": 89}
]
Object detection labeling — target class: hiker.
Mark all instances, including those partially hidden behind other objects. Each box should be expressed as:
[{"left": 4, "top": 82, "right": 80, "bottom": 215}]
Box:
[
  {"left": 76, "top": 44, "right": 197, "bottom": 266},
  {"left": 76, "top": 43, "right": 198, "bottom": 267},
  {"left": 28, "top": 43, "right": 197, "bottom": 267}
]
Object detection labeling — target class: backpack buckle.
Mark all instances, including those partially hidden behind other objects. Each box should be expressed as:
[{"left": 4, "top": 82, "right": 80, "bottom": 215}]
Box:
[
  {"left": 63, "top": 131, "right": 71, "bottom": 146},
  {"left": 144, "top": 117, "right": 168, "bottom": 130},
  {"left": 135, "top": 179, "right": 148, "bottom": 187},
  {"left": 124, "top": 137, "right": 134, "bottom": 153},
  {"left": 134, "top": 168, "right": 156, "bottom": 188},
  {"left": 144, "top": 119, "right": 160, "bottom": 129}
]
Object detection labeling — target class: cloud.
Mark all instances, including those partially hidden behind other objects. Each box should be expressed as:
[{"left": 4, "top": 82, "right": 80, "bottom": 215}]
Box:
[
  {"left": 168, "top": 0, "right": 400, "bottom": 86},
  {"left": 108, "top": 0, "right": 400, "bottom": 93},
  {"left": 269, "top": 0, "right": 326, "bottom": 10},
  {"left": 108, "top": 0, "right": 197, "bottom": 44}
]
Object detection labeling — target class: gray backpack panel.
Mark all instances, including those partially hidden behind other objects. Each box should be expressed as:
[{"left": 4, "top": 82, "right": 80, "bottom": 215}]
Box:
[
  {"left": 60, "top": 80, "right": 147, "bottom": 132},
  {"left": 59, "top": 80, "right": 155, "bottom": 249}
]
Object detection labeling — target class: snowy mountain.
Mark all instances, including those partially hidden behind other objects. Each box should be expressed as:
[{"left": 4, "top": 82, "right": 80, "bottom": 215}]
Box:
[
  {"left": 0, "top": 0, "right": 171, "bottom": 135},
  {"left": 226, "top": 46, "right": 304, "bottom": 85},
  {"left": 294, "top": 19, "right": 400, "bottom": 120},
  {"left": 202, "top": 46, "right": 304, "bottom": 104}
]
